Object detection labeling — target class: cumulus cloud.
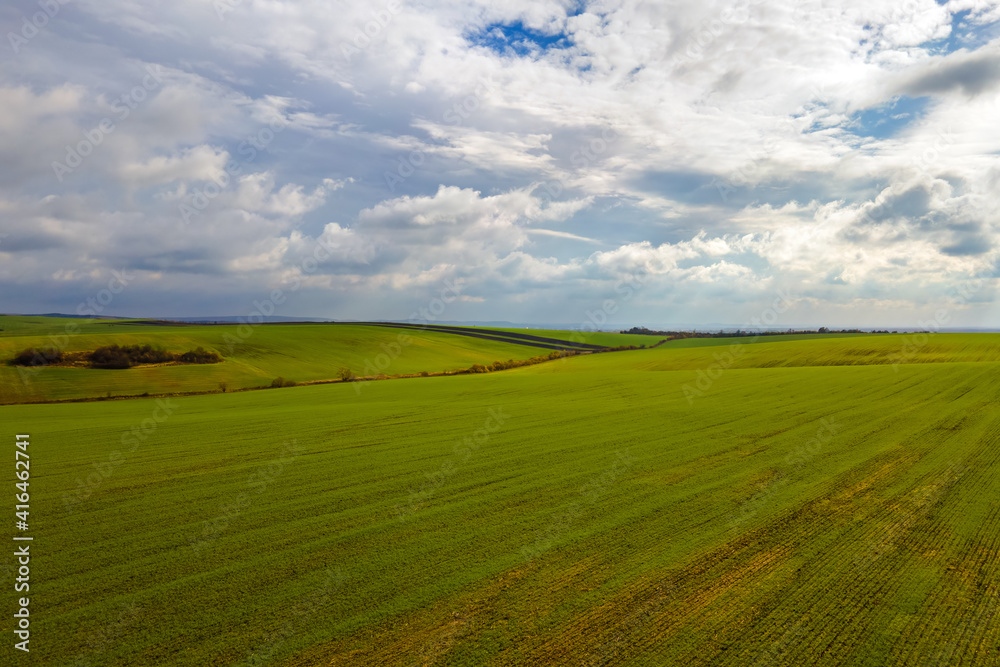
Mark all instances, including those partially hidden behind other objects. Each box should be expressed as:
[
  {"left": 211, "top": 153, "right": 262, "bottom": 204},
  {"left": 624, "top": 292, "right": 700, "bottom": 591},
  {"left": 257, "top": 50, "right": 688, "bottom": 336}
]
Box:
[
  {"left": 118, "top": 146, "right": 230, "bottom": 188},
  {"left": 1, "top": 0, "right": 1000, "bottom": 325}
]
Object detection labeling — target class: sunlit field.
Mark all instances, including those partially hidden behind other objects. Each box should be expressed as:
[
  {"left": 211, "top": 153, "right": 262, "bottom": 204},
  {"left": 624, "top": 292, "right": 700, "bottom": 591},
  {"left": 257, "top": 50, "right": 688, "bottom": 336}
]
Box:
[{"left": 2, "top": 318, "right": 997, "bottom": 665}]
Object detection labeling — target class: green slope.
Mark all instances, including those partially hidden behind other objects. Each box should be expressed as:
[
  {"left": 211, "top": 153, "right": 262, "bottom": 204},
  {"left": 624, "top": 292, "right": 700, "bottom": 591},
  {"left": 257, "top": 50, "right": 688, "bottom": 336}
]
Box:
[
  {"left": 0, "top": 318, "right": 588, "bottom": 404},
  {"left": 3, "top": 336, "right": 998, "bottom": 666},
  {"left": 9, "top": 315, "right": 981, "bottom": 406},
  {"left": 489, "top": 327, "right": 660, "bottom": 348},
  {"left": 523, "top": 332, "right": 1000, "bottom": 374}
]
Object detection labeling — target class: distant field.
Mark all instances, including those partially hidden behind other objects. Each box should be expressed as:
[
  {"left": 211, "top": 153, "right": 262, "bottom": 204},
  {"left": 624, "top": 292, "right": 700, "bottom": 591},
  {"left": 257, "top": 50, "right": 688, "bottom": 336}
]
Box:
[
  {"left": 2, "top": 329, "right": 998, "bottom": 665},
  {"left": 5, "top": 315, "right": 970, "bottom": 405},
  {"left": 490, "top": 326, "right": 661, "bottom": 348},
  {"left": 522, "top": 332, "right": 1000, "bottom": 373},
  {"left": 649, "top": 331, "right": 1000, "bottom": 368},
  {"left": 653, "top": 332, "right": 871, "bottom": 347},
  {"left": 0, "top": 317, "right": 607, "bottom": 404}
]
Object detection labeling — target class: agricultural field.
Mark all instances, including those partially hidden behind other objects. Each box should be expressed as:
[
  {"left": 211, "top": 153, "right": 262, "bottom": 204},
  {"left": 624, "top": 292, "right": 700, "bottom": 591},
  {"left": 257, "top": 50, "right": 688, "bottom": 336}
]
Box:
[
  {"left": 1, "top": 317, "right": 997, "bottom": 665},
  {"left": 0, "top": 317, "right": 642, "bottom": 405},
  {"left": 488, "top": 326, "right": 661, "bottom": 348}
]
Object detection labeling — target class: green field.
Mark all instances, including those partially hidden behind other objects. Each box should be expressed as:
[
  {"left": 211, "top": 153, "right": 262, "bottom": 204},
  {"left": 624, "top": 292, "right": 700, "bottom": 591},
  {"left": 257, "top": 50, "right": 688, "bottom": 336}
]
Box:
[
  {"left": 491, "top": 327, "right": 660, "bottom": 348},
  {"left": 0, "top": 317, "right": 643, "bottom": 404},
  {"left": 1, "top": 317, "right": 998, "bottom": 665}
]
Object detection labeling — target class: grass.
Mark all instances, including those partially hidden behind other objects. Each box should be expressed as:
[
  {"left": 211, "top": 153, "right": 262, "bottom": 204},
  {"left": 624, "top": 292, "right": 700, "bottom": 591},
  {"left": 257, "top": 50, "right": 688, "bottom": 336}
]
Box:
[
  {"left": 2, "top": 315, "right": 938, "bottom": 406},
  {"left": 489, "top": 327, "right": 663, "bottom": 348},
  {"left": 3, "top": 330, "right": 998, "bottom": 665},
  {"left": 0, "top": 317, "right": 610, "bottom": 404},
  {"left": 524, "top": 332, "right": 1000, "bottom": 373}
]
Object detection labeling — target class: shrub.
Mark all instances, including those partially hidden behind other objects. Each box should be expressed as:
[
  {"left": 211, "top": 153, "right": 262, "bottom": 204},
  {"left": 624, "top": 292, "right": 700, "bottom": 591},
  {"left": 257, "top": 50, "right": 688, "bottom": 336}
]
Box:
[
  {"left": 89, "top": 345, "right": 133, "bottom": 369},
  {"left": 11, "top": 347, "right": 62, "bottom": 367},
  {"left": 124, "top": 344, "right": 174, "bottom": 364},
  {"left": 90, "top": 344, "right": 166, "bottom": 368},
  {"left": 87, "top": 344, "right": 220, "bottom": 369},
  {"left": 338, "top": 368, "right": 356, "bottom": 381},
  {"left": 178, "top": 347, "right": 222, "bottom": 364},
  {"left": 271, "top": 377, "right": 297, "bottom": 388}
]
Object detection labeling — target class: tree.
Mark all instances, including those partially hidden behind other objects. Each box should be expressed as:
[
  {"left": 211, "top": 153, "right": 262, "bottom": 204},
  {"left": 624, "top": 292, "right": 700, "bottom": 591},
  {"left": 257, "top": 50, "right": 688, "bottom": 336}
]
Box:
[
  {"left": 179, "top": 347, "right": 222, "bottom": 363},
  {"left": 11, "top": 347, "right": 62, "bottom": 367},
  {"left": 89, "top": 345, "right": 132, "bottom": 369}
]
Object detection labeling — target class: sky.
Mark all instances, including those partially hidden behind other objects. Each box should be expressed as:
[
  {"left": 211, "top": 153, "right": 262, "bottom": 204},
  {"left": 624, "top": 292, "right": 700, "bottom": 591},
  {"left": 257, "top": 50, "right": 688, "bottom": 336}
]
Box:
[{"left": 2, "top": 0, "right": 1000, "bottom": 329}]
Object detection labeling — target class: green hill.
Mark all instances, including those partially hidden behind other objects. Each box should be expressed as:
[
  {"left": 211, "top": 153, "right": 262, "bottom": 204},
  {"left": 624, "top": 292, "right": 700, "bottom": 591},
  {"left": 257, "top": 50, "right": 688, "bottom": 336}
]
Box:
[{"left": 0, "top": 316, "right": 639, "bottom": 404}]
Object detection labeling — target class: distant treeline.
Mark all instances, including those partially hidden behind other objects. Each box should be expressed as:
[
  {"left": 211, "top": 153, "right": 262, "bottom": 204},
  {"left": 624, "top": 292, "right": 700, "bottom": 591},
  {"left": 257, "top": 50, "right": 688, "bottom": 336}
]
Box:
[
  {"left": 12, "top": 344, "right": 221, "bottom": 369},
  {"left": 620, "top": 327, "right": 897, "bottom": 338}
]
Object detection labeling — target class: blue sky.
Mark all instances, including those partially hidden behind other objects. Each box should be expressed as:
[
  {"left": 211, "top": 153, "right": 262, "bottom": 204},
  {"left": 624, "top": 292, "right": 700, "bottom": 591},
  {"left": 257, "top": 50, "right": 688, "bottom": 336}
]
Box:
[{"left": 2, "top": 0, "right": 1000, "bottom": 328}]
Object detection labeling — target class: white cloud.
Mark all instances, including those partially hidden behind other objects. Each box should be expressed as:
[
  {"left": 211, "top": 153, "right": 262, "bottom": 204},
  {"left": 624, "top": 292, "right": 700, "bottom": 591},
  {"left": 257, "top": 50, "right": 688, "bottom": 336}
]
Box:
[
  {"left": 119, "top": 146, "right": 229, "bottom": 188},
  {"left": 230, "top": 173, "right": 337, "bottom": 217},
  {"left": 3, "top": 0, "right": 1000, "bottom": 324}
]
